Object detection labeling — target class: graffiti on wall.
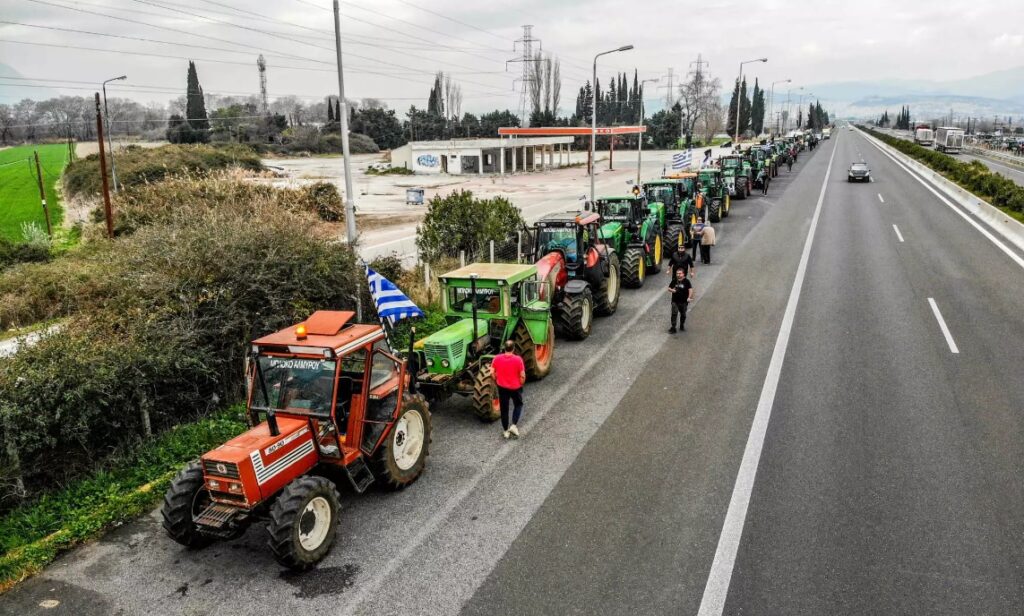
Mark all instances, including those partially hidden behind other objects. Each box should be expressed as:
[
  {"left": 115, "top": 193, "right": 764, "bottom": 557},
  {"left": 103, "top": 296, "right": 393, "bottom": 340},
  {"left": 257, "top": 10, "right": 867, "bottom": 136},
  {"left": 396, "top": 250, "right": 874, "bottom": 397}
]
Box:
[{"left": 417, "top": 154, "right": 439, "bottom": 168}]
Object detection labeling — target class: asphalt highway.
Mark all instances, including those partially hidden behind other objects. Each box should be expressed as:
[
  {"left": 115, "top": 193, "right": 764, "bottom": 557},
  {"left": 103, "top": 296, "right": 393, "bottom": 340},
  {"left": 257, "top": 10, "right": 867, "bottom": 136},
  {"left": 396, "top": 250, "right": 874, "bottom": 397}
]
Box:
[{"left": 5, "top": 130, "right": 1023, "bottom": 615}]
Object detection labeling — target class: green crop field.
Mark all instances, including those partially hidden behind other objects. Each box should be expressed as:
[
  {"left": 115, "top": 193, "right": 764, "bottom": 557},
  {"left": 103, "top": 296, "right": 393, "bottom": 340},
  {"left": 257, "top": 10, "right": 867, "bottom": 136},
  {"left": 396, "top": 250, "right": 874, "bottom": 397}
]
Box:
[{"left": 0, "top": 144, "right": 71, "bottom": 241}]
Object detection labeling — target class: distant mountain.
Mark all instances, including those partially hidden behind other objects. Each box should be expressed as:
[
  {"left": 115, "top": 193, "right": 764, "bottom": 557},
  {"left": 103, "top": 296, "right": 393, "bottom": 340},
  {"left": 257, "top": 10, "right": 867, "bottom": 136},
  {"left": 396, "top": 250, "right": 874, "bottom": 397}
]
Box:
[{"left": 0, "top": 63, "right": 59, "bottom": 102}]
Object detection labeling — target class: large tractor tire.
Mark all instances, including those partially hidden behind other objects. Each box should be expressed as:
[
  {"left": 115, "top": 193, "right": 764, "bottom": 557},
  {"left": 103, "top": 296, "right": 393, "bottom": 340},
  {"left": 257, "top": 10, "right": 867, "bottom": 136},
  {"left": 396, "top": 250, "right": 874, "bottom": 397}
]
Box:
[
  {"left": 593, "top": 252, "right": 621, "bottom": 317},
  {"left": 664, "top": 223, "right": 686, "bottom": 253},
  {"left": 371, "top": 393, "right": 431, "bottom": 490},
  {"left": 471, "top": 364, "right": 500, "bottom": 422},
  {"left": 708, "top": 199, "right": 722, "bottom": 223},
  {"left": 556, "top": 288, "right": 594, "bottom": 340},
  {"left": 162, "top": 463, "right": 214, "bottom": 549},
  {"left": 621, "top": 246, "right": 646, "bottom": 288},
  {"left": 515, "top": 322, "right": 554, "bottom": 381},
  {"left": 735, "top": 182, "right": 747, "bottom": 200},
  {"left": 267, "top": 476, "right": 341, "bottom": 570},
  {"left": 648, "top": 232, "right": 663, "bottom": 274},
  {"left": 722, "top": 195, "right": 731, "bottom": 218}
]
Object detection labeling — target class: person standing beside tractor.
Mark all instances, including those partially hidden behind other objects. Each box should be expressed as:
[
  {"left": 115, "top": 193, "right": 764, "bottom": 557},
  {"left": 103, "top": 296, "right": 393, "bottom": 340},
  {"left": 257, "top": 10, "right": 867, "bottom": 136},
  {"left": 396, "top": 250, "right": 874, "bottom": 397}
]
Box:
[
  {"left": 690, "top": 217, "right": 705, "bottom": 261},
  {"left": 668, "top": 268, "right": 694, "bottom": 333},
  {"left": 758, "top": 167, "right": 770, "bottom": 195},
  {"left": 492, "top": 340, "right": 526, "bottom": 439},
  {"left": 699, "top": 219, "right": 716, "bottom": 265}
]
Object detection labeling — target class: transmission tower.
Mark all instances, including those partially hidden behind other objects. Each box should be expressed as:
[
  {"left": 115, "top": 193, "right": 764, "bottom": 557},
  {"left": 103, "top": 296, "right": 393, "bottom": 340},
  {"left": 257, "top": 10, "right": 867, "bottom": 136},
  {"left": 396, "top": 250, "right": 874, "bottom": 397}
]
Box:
[
  {"left": 507, "top": 25, "right": 542, "bottom": 125},
  {"left": 662, "top": 68, "right": 674, "bottom": 108},
  {"left": 257, "top": 54, "right": 269, "bottom": 115}
]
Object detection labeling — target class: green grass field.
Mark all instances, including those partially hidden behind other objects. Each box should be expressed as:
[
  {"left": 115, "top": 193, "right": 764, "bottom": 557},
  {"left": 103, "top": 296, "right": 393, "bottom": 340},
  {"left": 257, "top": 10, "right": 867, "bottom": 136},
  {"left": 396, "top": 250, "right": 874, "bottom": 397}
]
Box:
[{"left": 0, "top": 144, "right": 70, "bottom": 241}]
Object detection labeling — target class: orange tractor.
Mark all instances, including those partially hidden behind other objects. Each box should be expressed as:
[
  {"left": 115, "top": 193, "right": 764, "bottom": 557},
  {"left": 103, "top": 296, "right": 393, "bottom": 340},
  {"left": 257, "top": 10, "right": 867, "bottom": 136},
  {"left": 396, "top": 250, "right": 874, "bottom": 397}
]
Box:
[{"left": 161, "top": 310, "right": 430, "bottom": 569}]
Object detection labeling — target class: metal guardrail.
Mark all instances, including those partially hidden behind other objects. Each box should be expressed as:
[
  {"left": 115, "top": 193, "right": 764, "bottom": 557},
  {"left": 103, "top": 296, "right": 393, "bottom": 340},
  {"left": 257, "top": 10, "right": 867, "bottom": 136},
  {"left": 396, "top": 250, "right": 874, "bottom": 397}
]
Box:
[{"left": 964, "top": 146, "right": 1024, "bottom": 169}]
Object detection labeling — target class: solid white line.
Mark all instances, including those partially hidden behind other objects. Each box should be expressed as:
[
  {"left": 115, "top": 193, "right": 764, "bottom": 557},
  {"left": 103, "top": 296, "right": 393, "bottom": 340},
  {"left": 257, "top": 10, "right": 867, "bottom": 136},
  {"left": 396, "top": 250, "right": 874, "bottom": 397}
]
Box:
[
  {"left": 862, "top": 132, "right": 1024, "bottom": 271},
  {"left": 928, "top": 297, "right": 960, "bottom": 354},
  {"left": 697, "top": 137, "right": 838, "bottom": 616},
  {"left": 893, "top": 224, "right": 905, "bottom": 242},
  {"left": 877, "top": 193, "right": 885, "bottom": 203}
]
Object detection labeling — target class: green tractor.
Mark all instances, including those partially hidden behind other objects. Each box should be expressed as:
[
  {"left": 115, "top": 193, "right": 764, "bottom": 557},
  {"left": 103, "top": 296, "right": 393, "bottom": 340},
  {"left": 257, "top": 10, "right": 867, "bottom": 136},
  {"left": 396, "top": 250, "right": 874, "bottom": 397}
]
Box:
[
  {"left": 412, "top": 263, "right": 554, "bottom": 422},
  {"left": 643, "top": 176, "right": 698, "bottom": 252},
  {"left": 595, "top": 195, "right": 665, "bottom": 288},
  {"left": 719, "top": 155, "right": 751, "bottom": 200},
  {"left": 697, "top": 168, "right": 730, "bottom": 223}
]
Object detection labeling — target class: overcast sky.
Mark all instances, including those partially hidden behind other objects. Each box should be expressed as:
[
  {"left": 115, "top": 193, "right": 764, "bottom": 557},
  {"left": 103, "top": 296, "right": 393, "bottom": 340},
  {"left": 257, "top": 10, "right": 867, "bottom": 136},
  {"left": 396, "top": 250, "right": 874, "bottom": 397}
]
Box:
[{"left": 2, "top": 0, "right": 1022, "bottom": 112}]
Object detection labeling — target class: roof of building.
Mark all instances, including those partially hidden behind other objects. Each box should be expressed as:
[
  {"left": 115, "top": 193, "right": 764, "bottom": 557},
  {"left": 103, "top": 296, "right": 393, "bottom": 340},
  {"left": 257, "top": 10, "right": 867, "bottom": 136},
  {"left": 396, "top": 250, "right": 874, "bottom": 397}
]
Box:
[
  {"left": 394, "top": 136, "right": 574, "bottom": 150},
  {"left": 498, "top": 126, "right": 647, "bottom": 136}
]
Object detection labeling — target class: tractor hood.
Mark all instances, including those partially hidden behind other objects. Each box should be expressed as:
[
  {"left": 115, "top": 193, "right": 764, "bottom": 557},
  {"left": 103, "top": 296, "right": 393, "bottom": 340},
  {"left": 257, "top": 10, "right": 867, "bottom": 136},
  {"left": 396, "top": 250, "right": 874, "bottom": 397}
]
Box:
[
  {"left": 535, "top": 250, "right": 565, "bottom": 287},
  {"left": 599, "top": 221, "right": 625, "bottom": 238},
  {"left": 417, "top": 319, "right": 488, "bottom": 375}
]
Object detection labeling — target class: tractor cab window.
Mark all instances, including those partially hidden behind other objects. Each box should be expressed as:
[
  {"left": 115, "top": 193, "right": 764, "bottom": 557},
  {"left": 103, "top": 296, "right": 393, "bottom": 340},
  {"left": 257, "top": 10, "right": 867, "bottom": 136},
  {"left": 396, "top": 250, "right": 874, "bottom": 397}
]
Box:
[
  {"left": 369, "top": 340, "right": 398, "bottom": 390},
  {"left": 601, "top": 199, "right": 632, "bottom": 219},
  {"left": 520, "top": 279, "right": 549, "bottom": 310},
  {"left": 679, "top": 178, "right": 696, "bottom": 194},
  {"left": 644, "top": 185, "right": 676, "bottom": 207},
  {"left": 538, "top": 226, "right": 578, "bottom": 262},
  {"left": 253, "top": 357, "right": 336, "bottom": 418},
  {"left": 449, "top": 285, "right": 502, "bottom": 314}
]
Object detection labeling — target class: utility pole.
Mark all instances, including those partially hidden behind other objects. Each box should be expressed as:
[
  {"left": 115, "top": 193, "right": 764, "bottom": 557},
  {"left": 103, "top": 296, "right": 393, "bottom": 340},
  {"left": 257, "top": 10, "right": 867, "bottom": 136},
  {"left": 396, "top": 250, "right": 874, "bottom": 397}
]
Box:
[
  {"left": 663, "top": 68, "right": 674, "bottom": 109},
  {"left": 94, "top": 93, "right": 114, "bottom": 239},
  {"left": 33, "top": 151, "right": 52, "bottom": 237},
  {"left": 507, "top": 25, "right": 542, "bottom": 126},
  {"left": 637, "top": 78, "right": 659, "bottom": 184},
  {"left": 333, "top": 0, "right": 358, "bottom": 246},
  {"left": 102, "top": 75, "right": 126, "bottom": 193},
  {"left": 591, "top": 44, "right": 634, "bottom": 204},
  {"left": 257, "top": 54, "right": 269, "bottom": 115},
  {"left": 734, "top": 58, "right": 767, "bottom": 145}
]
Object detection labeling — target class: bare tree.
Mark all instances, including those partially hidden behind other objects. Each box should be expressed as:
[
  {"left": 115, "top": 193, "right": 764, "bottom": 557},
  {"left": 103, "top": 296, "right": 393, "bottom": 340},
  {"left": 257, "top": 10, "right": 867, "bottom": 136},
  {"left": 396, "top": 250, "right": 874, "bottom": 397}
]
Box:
[
  {"left": 0, "top": 105, "right": 14, "bottom": 144},
  {"left": 678, "top": 68, "right": 721, "bottom": 143},
  {"left": 445, "top": 79, "right": 462, "bottom": 124},
  {"left": 360, "top": 98, "right": 387, "bottom": 110},
  {"left": 552, "top": 59, "right": 561, "bottom": 117}
]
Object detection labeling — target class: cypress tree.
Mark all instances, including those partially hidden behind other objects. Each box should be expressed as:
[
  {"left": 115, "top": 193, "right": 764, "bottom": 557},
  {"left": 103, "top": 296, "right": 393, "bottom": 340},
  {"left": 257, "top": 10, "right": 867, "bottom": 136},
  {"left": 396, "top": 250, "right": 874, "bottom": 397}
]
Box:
[
  {"left": 726, "top": 78, "right": 739, "bottom": 136},
  {"left": 327, "top": 97, "right": 335, "bottom": 122},
  {"left": 185, "top": 61, "right": 208, "bottom": 130},
  {"left": 739, "top": 77, "right": 750, "bottom": 134}
]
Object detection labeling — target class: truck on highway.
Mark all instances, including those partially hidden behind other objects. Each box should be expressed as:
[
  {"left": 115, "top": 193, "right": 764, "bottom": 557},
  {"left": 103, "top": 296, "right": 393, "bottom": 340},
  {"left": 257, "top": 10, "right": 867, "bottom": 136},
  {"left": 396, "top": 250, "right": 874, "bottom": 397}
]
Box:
[
  {"left": 914, "top": 123, "right": 934, "bottom": 146},
  {"left": 934, "top": 126, "right": 965, "bottom": 154},
  {"left": 821, "top": 127, "right": 832, "bottom": 140}
]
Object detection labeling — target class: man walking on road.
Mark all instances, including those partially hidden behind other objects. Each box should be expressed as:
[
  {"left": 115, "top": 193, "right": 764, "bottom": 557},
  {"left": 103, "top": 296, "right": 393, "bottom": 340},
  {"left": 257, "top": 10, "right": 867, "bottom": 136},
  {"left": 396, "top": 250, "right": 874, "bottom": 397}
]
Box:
[
  {"left": 690, "top": 217, "right": 705, "bottom": 261},
  {"left": 668, "top": 268, "right": 694, "bottom": 333},
  {"left": 699, "top": 220, "right": 716, "bottom": 264},
  {"left": 669, "top": 241, "right": 696, "bottom": 280},
  {"left": 491, "top": 340, "right": 526, "bottom": 439},
  {"left": 759, "top": 168, "right": 770, "bottom": 195}
]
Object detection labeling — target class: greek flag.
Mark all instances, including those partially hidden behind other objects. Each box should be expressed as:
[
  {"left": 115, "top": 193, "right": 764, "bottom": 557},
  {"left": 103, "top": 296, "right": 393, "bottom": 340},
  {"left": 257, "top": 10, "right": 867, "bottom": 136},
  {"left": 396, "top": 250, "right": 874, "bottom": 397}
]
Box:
[
  {"left": 672, "top": 149, "right": 692, "bottom": 170},
  {"left": 366, "top": 266, "right": 424, "bottom": 325}
]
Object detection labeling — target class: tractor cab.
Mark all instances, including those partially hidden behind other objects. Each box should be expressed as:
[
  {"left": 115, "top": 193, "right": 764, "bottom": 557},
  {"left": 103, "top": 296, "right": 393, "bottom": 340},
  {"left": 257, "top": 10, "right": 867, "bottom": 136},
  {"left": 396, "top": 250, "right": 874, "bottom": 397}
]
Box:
[
  {"left": 595, "top": 195, "right": 648, "bottom": 228},
  {"left": 533, "top": 210, "right": 603, "bottom": 268},
  {"left": 164, "top": 310, "right": 431, "bottom": 571},
  {"left": 596, "top": 195, "right": 665, "bottom": 288},
  {"left": 697, "top": 168, "right": 730, "bottom": 222}
]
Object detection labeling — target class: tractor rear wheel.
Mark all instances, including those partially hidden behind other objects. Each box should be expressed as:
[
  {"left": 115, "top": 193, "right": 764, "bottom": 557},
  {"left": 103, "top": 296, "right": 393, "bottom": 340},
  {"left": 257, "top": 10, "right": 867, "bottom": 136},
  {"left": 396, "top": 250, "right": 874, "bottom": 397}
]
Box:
[
  {"left": 267, "top": 476, "right": 341, "bottom": 570},
  {"left": 162, "top": 463, "right": 214, "bottom": 549},
  {"left": 516, "top": 322, "right": 554, "bottom": 381},
  {"left": 735, "top": 182, "right": 746, "bottom": 200},
  {"left": 722, "top": 195, "right": 731, "bottom": 218},
  {"left": 708, "top": 199, "right": 722, "bottom": 223},
  {"left": 471, "top": 364, "right": 500, "bottom": 422},
  {"left": 664, "top": 223, "right": 685, "bottom": 253},
  {"left": 556, "top": 288, "right": 593, "bottom": 340},
  {"left": 371, "top": 393, "right": 431, "bottom": 490},
  {"left": 648, "top": 232, "right": 663, "bottom": 274},
  {"left": 593, "top": 252, "right": 620, "bottom": 316},
  {"left": 622, "top": 246, "right": 646, "bottom": 288}
]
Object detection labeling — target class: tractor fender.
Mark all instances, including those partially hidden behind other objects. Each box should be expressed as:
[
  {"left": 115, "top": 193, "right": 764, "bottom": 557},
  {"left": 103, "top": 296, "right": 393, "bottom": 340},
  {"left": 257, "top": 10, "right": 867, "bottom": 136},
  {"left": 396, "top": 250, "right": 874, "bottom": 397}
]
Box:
[{"left": 564, "top": 279, "right": 590, "bottom": 295}]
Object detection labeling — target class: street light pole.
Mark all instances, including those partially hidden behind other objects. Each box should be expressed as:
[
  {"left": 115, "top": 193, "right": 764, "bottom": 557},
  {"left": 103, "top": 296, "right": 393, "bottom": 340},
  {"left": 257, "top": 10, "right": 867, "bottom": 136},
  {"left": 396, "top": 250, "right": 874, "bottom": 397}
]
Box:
[
  {"left": 102, "top": 75, "right": 126, "bottom": 192},
  {"left": 637, "top": 77, "right": 659, "bottom": 185},
  {"left": 734, "top": 58, "right": 767, "bottom": 146},
  {"left": 333, "top": 0, "right": 358, "bottom": 246},
  {"left": 591, "top": 44, "right": 634, "bottom": 204},
  {"left": 769, "top": 78, "right": 790, "bottom": 138}
]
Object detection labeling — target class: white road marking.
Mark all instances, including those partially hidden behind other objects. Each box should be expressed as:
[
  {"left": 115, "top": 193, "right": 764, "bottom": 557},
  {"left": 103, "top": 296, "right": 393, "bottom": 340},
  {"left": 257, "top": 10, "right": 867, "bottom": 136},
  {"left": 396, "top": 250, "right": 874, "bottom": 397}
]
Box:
[
  {"left": 877, "top": 193, "right": 885, "bottom": 203},
  {"left": 697, "top": 137, "right": 838, "bottom": 616},
  {"left": 863, "top": 133, "right": 1024, "bottom": 272},
  {"left": 893, "top": 224, "right": 904, "bottom": 242},
  {"left": 869, "top": 175, "right": 875, "bottom": 183},
  {"left": 928, "top": 297, "right": 960, "bottom": 354}
]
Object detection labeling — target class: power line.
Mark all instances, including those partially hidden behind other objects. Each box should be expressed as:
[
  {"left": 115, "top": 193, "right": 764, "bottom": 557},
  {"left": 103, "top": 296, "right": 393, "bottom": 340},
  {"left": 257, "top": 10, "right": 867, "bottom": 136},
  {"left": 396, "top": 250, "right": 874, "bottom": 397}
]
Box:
[{"left": 389, "top": 0, "right": 510, "bottom": 43}]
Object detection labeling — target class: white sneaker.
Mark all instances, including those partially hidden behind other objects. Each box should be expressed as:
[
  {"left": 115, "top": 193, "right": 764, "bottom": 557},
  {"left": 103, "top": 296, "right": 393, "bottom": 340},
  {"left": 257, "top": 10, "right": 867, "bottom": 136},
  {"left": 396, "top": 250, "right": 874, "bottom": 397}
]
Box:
[
  {"left": 509, "top": 424, "right": 520, "bottom": 438},
  {"left": 502, "top": 430, "right": 511, "bottom": 439}
]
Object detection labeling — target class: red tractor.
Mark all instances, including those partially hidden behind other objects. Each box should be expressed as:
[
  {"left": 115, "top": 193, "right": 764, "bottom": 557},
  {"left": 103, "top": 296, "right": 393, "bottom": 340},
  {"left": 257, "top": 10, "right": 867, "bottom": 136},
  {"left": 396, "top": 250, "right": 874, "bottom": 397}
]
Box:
[
  {"left": 161, "top": 311, "right": 430, "bottom": 569},
  {"left": 530, "top": 210, "right": 621, "bottom": 340}
]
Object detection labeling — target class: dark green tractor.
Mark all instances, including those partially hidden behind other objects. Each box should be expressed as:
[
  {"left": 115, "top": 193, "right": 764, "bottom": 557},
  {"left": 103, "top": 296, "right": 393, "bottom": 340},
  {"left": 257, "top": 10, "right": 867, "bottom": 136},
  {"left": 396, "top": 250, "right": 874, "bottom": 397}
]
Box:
[
  {"left": 719, "top": 155, "right": 750, "bottom": 201},
  {"left": 697, "top": 168, "right": 730, "bottom": 223},
  {"left": 644, "top": 176, "right": 697, "bottom": 251},
  {"left": 413, "top": 263, "right": 554, "bottom": 422},
  {"left": 595, "top": 195, "right": 665, "bottom": 288}
]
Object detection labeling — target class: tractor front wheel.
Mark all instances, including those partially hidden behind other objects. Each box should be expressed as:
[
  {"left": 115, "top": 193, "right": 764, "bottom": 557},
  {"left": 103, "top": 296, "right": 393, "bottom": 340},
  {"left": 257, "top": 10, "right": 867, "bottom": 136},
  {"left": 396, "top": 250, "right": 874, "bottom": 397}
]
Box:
[
  {"left": 267, "top": 476, "right": 341, "bottom": 570},
  {"left": 471, "top": 364, "right": 500, "bottom": 422},
  {"left": 516, "top": 322, "right": 554, "bottom": 381},
  {"left": 371, "top": 393, "right": 431, "bottom": 490},
  {"left": 622, "top": 247, "right": 646, "bottom": 288},
  {"left": 594, "top": 252, "right": 620, "bottom": 316},
  {"left": 162, "top": 463, "right": 214, "bottom": 549},
  {"left": 664, "top": 223, "right": 686, "bottom": 253},
  {"left": 648, "top": 232, "right": 663, "bottom": 274},
  {"left": 557, "top": 288, "right": 594, "bottom": 340}
]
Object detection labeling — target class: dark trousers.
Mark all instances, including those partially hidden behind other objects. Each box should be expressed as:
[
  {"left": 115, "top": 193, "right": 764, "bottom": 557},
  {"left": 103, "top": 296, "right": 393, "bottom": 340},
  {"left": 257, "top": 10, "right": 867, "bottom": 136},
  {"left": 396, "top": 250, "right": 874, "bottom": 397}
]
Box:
[
  {"left": 700, "top": 243, "right": 711, "bottom": 264},
  {"left": 498, "top": 386, "right": 523, "bottom": 431},
  {"left": 690, "top": 237, "right": 700, "bottom": 260},
  {"left": 671, "top": 301, "right": 688, "bottom": 329},
  {"left": 761, "top": 179, "right": 769, "bottom": 195}
]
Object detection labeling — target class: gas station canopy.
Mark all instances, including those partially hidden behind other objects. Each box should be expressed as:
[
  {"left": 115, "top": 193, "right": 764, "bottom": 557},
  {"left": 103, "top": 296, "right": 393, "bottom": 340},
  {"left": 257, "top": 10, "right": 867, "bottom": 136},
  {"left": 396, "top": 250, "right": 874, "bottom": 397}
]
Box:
[{"left": 498, "top": 126, "right": 647, "bottom": 136}]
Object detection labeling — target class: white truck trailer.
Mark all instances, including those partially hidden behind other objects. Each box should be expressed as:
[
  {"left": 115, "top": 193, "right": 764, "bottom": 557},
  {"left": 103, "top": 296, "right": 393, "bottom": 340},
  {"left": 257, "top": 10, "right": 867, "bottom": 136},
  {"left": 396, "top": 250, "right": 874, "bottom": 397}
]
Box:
[{"left": 934, "top": 126, "right": 965, "bottom": 154}]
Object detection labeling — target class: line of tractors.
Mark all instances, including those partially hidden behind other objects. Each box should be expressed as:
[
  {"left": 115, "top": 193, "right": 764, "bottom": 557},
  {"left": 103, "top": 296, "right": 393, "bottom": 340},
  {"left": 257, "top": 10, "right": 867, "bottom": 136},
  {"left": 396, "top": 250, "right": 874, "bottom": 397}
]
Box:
[{"left": 160, "top": 137, "right": 811, "bottom": 570}]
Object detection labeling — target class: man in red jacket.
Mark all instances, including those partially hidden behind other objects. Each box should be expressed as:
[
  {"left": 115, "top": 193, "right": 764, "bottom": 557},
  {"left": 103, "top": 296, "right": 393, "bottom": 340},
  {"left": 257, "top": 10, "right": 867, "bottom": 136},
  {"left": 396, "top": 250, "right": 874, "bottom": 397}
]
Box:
[{"left": 491, "top": 340, "right": 526, "bottom": 439}]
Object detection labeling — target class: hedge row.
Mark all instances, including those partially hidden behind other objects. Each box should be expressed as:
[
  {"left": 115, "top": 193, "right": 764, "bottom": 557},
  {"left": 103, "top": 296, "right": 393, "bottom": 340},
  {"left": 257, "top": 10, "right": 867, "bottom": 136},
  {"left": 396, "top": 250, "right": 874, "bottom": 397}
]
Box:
[{"left": 863, "top": 127, "right": 1024, "bottom": 215}]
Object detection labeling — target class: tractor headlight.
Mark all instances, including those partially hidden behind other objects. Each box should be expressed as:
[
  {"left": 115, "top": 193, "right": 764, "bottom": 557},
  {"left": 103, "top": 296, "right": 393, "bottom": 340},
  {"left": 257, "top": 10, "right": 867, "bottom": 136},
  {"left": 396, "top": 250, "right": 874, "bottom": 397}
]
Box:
[
  {"left": 228, "top": 482, "right": 243, "bottom": 493},
  {"left": 207, "top": 479, "right": 221, "bottom": 490},
  {"left": 426, "top": 358, "right": 434, "bottom": 367},
  {"left": 441, "top": 359, "right": 450, "bottom": 368}
]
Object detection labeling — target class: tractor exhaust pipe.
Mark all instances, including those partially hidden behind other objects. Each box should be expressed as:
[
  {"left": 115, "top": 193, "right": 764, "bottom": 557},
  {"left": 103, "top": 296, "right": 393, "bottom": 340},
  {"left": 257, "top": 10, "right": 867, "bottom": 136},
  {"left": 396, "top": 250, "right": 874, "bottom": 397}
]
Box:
[
  {"left": 407, "top": 326, "right": 418, "bottom": 395},
  {"left": 470, "top": 273, "right": 479, "bottom": 344}
]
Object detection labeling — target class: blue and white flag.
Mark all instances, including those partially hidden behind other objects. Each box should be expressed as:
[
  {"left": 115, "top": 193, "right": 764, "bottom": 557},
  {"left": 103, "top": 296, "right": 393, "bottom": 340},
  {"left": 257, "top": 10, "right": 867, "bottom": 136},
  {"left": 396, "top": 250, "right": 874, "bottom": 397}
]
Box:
[
  {"left": 671, "top": 149, "right": 692, "bottom": 170},
  {"left": 366, "top": 266, "right": 424, "bottom": 325}
]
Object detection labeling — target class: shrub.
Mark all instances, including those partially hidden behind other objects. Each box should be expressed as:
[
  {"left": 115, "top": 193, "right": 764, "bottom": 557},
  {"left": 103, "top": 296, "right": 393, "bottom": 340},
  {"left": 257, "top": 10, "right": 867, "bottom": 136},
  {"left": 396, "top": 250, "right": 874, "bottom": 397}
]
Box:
[
  {"left": 302, "top": 182, "right": 344, "bottom": 222},
  {"left": 63, "top": 143, "right": 262, "bottom": 199},
  {"left": 0, "top": 236, "right": 50, "bottom": 271},
  {"left": 416, "top": 189, "right": 524, "bottom": 263}
]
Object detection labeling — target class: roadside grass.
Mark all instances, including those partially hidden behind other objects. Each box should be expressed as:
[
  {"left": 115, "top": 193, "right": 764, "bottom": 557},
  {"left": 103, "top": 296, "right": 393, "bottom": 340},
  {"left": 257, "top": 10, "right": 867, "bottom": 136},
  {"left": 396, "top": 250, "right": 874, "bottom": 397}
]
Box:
[
  {"left": 0, "top": 407, "right": 247, "bottom": 592},
  {"left": 0, "top": 144, "right": 69, "bottom": 241}
]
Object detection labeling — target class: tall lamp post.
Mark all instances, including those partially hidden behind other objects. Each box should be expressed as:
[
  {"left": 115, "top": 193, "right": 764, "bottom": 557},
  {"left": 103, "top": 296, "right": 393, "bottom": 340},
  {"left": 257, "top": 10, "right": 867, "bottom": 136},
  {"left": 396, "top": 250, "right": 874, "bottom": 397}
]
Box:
[
  {"left": 733, "top": 58, "right": 767, "bottom": 145},
  {"left": 591, "top": 44, "right": 634, "bottom": 204},
  {"left": 797, "top": 91, "right": 814, "bottom": 131},
  {"left": 783, "top": 86, "right": 802, "bottom": 133},
  {"left": 102, "top": 75, "right": 126, "bottom": 192},
  {"left": 768, "top": 78, "right": 790, "bottom": 138},
  {"left": 637, "top": 77, "right": 659, "bottom": 185}
]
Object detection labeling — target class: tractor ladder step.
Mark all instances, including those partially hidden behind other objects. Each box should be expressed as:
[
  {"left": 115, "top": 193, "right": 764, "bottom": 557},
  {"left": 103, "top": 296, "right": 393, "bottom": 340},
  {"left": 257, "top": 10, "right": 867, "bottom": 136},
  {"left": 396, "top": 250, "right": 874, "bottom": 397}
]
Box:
[
  {"left": 194, "top": 503, "right": 240, "bottom": 529},
  {"left": 345, "top": 457, "right": 375, "bottom": 494}
]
